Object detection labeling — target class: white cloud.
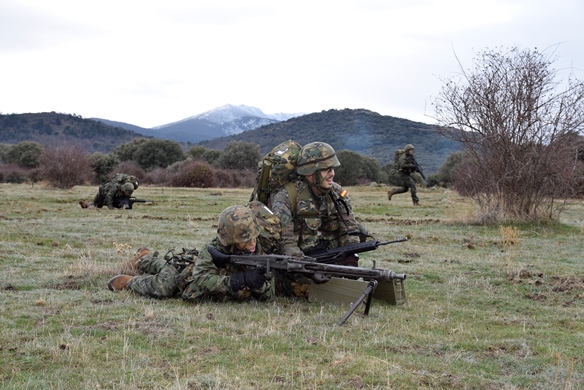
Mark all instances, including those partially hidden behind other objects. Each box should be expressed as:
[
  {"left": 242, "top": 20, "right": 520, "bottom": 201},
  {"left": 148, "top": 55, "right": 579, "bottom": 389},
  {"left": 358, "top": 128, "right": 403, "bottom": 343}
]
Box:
[{"left": 1, "top": 0, "right": 583, "bottom": 128}]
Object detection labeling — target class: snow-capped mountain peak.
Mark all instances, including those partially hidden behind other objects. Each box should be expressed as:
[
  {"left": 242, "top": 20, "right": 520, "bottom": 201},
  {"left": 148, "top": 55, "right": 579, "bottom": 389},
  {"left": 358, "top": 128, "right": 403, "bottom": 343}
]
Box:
[{"left": 147, "top": 104, "right": 305, "bottom": 143}]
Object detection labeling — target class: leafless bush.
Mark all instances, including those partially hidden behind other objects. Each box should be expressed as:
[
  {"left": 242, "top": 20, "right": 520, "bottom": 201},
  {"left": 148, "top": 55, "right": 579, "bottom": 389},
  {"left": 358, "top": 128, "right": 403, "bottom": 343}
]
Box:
[
  {"left": 433, "top": 46, "right": 584, "bottom": 222},
  {"left": 143, "top": 167, "right": 172, "bottom": 185},
  {"left": 227, "top": 168, "right": 256, "bottom": 188},
  {"left": 0, "top": 163, "right": 29, "bottom": 183},
  {"left": 213, "top": 169, "right": 235, "bottom": 187},
  {"left": 112, "top": 161, "right": 146, "bottom": 182},
  {"left": 39, "top": 145, "right": 93, "bottom": 188}
]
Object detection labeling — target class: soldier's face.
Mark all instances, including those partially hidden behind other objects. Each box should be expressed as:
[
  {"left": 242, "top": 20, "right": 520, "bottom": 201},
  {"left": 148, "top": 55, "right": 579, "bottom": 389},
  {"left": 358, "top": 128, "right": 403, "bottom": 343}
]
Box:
[
  {"left": 318, "top": 167, "right": 335, "bottom": 190},
  {"left": 235, "top": 237, "right": 257, "bottom": 253}
]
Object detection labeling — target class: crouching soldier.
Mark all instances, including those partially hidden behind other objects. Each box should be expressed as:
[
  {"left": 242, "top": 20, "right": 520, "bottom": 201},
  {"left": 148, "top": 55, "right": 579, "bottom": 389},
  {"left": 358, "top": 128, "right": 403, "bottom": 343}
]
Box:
[{"left": 80, "top": 173, "right": 140, "bottom": 209}]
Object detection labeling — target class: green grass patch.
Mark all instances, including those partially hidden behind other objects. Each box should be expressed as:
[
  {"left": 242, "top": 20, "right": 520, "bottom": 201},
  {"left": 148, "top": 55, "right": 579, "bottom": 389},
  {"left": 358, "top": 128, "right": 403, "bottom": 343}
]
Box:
[{"left": 0, "top": 183, "right": 583, "bottom": 388}]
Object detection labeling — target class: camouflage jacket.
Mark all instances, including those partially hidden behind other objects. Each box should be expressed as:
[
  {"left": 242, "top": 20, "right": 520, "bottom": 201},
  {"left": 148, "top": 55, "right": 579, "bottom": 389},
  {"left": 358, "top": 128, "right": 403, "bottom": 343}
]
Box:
[
  {"left": 268, "top": 179, "right": 360, "bottom": 257},
  {"left": 92, "top": 181, "right": 132, "bottom": 208},
  {"left": 397, "top": 153, "right": 419, "bottom": 175},
  {"left": 179, "top": 238, "right": 273, "bottom": 302}
]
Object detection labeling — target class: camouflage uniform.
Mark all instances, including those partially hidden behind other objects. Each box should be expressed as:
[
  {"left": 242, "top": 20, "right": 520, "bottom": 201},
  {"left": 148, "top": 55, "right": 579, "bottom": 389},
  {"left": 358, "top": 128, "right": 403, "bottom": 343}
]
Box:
[
  {"left": 268, "top": 142, "right": 361, "bottom": 264},
  {"left": 92, "top": 173, "right": 140, "bottom": 209},
  {"left": 127, "top": 240, "right": 274, "bottom": 302},
  {"left": 390, "top": 144, "right": 420, "bottom": 205},
  {"left": 120, "top": 203, "right": 309, "bottom": 300}
]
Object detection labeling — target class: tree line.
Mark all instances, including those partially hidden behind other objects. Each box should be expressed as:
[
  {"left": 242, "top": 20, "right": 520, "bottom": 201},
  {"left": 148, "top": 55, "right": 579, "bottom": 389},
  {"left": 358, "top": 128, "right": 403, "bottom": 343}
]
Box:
[{"left": 0, "top": 138, "right": 438, "bottom": 190}]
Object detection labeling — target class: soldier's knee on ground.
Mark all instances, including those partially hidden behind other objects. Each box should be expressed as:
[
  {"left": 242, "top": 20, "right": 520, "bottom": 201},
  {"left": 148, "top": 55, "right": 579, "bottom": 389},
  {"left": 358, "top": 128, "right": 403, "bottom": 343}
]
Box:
[{"left": 120, "top": 247, "right": 151, "bottom": 274}]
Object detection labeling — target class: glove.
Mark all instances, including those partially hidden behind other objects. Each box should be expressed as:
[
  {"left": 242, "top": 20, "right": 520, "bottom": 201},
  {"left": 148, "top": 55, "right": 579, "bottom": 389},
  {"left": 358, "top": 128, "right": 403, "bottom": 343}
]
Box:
[
  {"left": 310, "top": 273, "right": 330, "bottom": 284},
  {"left": 208, "top": 246, "right": 231, "bottom": 268},
  {"left": 229, "top": 269, "right": 267, "bottom": 291},
  {"left": 342, "top": 254, "right": 359, "bottom": 267}
]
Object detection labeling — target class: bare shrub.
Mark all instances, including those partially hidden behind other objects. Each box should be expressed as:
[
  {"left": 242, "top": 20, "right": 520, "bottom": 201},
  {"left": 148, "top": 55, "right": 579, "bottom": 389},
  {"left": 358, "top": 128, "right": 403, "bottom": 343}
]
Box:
[
  {"left": 143, "top": 167, "right": 172, "bottom": 185},
  {"left": 228, "top": 168, "right": 256, "bottom": 188},
  {"left": 169, "top": 160, "right": 216, "bottom": 187},
  {"left": 39, "top": 145, "right": 93, "bottom": 189},
  {"left": 113, "top": 161, "right": 146, "bottom": 180},
  {"left": 0, "top": 163, "right": 29, "bottom": 183},
  {"left": 213, "top": 169, "right": 234, "bottom": 188},
  {"left": 433, "top": 46, "right": 584, "bottom": 222}
]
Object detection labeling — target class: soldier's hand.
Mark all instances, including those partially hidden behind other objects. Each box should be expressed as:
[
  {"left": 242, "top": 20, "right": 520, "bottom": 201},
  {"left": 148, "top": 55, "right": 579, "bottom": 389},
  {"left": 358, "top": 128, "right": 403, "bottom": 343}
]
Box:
[
  {"left": 229, "top": 269, "right": 267, "bottom": 291},
  {"left": 208, "top": 246, "right": 231, "bottom": 268}
]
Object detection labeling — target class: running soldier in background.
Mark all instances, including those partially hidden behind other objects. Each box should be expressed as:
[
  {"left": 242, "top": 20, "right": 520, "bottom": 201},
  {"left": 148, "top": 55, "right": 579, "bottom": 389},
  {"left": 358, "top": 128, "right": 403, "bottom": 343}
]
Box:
[
  {"left": 268, "top": 142, "right": 364, "bottom": 267},
  {"left": 80, "top": 173, "right": 140, "bottom": 209},
  {"left": 388, "top": 144, "right": 423, "bottom": 206}
]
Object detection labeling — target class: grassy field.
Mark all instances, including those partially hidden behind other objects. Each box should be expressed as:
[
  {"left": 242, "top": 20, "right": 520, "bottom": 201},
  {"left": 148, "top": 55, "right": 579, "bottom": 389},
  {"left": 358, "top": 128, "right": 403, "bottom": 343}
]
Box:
[{"left": 0, "top": 183, "right": 582, "bottom": 389}]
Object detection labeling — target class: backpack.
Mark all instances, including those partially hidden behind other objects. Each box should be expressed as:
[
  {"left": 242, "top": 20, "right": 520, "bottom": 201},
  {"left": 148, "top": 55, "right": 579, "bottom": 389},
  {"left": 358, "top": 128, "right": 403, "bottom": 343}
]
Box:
[
  {"left": 246, "top": 200, "right": 283, "bottom": 254},
  {"left": 394, "top": 149, "right": 405, "bottom": 165},
  {"left": 112, "top": 173, "right": 140, "bottom": 189},
  {"left": 249, "top": 140, "right": 302, "bottom": 205}
]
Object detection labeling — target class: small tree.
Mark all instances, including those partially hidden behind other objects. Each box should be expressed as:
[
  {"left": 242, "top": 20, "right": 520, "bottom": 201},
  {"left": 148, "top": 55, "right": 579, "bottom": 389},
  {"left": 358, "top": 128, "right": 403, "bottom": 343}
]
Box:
[
  {"left": 437, "top": 151, "right": 467, "bottom": 187},
  {"left": 39, "top": 145, "right": 92, "bottom": 189},
  {"left": 5, "top": 141, "right": 44, "bottom": 168},
  {"left": 89, "top": 152, "right": 120, "bottom": 184},
  {"left": 217, "top": 141, "right": 261, "bottom": 171},
  {"left": 433, "top": 46, "right": 584, "bottom": 222},
  {"left": 133, "top": 139, "right": 185, "bottom": 170}
]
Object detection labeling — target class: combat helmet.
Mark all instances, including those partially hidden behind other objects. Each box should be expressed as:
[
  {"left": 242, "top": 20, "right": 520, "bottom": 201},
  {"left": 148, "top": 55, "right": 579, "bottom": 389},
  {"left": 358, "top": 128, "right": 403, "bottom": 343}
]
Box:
[
  {"left": 217, "top": 205, "right": 261, "bottom": 247},
  {"left": 404, "top": 144, "right": 415, "bottom": 151},
  {"left": 296, "top": 142, "right": 340, "bottom": 176},
  {"left": 121, "top": 182, "right": 135, "bottom": 196}
]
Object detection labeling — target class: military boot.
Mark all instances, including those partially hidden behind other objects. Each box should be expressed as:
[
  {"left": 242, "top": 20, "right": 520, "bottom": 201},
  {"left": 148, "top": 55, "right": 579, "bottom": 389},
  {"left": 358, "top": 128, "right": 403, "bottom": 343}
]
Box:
[
  {"left": 107, "top": 275, "right": 133, "bottom": 291},
  {"left": 121, "top": 247, "right": 150, "bottom": 274},
  {"left": 387, "top": 190, "right": 393, "bottom": 201}
]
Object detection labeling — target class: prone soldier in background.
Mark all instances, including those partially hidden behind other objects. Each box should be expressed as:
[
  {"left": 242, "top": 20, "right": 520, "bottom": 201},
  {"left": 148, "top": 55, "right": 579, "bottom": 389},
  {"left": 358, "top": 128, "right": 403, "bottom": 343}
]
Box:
[{"left": 80, "top": 173, "right": 139, "bottom": 209}]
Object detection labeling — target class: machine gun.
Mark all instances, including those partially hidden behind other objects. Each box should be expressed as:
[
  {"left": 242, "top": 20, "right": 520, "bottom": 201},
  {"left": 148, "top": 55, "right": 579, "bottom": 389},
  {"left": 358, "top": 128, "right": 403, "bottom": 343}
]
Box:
[
  {"left": 207, "top": 246, "right": 406, "bottom": 325},
  {"left": 304, "top": 237, "right": 407, "bottom": 264},
  {"left": 118, "top": 197, "right": 152, "bottom": 209}
]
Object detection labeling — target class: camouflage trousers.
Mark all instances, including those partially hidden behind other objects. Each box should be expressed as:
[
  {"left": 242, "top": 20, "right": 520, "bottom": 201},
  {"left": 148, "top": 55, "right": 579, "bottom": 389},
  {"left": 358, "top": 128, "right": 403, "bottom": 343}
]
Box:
[
  {"left": 391, "top": 174, "right": 419, "bottom": 203},
  {"left": 127, "top": 254, "right": 181, "bottom": 299}
]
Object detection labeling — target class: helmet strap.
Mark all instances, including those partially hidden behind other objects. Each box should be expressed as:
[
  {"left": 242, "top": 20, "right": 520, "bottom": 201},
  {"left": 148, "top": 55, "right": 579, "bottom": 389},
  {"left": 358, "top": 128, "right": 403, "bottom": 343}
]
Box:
[{"left": 307, "top": 172, "right": 332, "bottom": 196}]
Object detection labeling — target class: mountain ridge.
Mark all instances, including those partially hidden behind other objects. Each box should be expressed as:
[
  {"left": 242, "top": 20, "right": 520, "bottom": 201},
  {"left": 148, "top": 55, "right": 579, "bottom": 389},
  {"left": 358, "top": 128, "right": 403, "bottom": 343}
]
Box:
[{"left": 0, "top": 107, "right": 459, "bottom": 173}]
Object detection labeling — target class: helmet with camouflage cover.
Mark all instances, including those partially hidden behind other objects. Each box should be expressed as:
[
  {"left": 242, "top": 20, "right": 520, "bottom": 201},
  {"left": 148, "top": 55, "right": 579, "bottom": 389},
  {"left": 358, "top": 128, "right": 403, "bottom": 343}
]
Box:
[
  {"left": 296, "top": 142, "right": 340, "bottom": 176},
  {"left": 404, "top": 144, "right": 415, "bottom": 151},
  {"left": 121, "top": 182, "right": 135, "bottom": 196},
  {"left": 217, "top": 205, "right": 261, "bottom": 246}
]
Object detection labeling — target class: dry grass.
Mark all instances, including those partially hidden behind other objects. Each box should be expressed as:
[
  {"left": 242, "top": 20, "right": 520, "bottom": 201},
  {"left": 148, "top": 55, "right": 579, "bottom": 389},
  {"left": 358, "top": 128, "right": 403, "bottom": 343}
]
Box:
[{"left": 0, "top": 183, "right": 583, "bottom": 389}]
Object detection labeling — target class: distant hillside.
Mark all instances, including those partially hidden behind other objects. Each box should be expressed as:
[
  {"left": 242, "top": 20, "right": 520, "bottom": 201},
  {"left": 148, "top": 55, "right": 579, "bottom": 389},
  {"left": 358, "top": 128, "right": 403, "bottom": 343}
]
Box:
[
  {"left": 0, "top": 109, "right": 461, "bottom": 174},
  {"left": 0, "top": 112, "right": 146, "bottom": 153},
  {"left": 201, "top": 109, "right": 461, "bottom": 174}
]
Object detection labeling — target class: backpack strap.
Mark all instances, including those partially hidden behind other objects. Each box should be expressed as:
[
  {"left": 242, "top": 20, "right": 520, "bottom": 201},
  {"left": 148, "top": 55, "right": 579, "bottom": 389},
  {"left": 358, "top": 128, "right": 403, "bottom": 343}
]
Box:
[{"left": 283, "top": 181, "right": 298, "bottom": 215}]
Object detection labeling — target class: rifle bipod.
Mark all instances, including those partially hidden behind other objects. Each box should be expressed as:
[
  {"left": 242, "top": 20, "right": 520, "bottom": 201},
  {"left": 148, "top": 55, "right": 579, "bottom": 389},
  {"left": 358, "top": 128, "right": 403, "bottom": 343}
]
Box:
[{"left": 336, "top": 280, "right": 378, "bottom": 326}]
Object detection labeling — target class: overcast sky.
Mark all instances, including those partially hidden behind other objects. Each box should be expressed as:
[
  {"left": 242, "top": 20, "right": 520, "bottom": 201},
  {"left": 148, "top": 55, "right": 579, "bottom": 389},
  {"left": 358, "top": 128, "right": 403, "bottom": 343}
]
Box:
[{"left": 1, "top": 0, "right": 583, "bottom": 128}]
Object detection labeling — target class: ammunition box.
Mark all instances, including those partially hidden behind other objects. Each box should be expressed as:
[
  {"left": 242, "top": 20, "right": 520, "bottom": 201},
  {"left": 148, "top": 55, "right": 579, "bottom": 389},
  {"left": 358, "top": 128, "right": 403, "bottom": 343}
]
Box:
[
  {"left": 308, "top": 277, "right": 406, "bottom": 306},
  {"left": 374, "top": 279, "right": 406, "bottom": 305}
]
